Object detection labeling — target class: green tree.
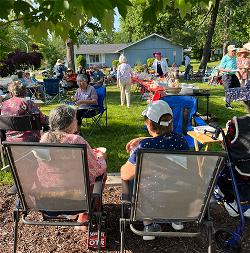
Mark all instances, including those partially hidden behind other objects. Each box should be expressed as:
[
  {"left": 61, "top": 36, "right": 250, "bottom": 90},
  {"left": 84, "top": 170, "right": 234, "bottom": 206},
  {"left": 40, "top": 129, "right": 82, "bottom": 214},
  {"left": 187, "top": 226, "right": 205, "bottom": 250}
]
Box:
[{"left": 76, "top": 55, "right": 86, "bottom": 68}]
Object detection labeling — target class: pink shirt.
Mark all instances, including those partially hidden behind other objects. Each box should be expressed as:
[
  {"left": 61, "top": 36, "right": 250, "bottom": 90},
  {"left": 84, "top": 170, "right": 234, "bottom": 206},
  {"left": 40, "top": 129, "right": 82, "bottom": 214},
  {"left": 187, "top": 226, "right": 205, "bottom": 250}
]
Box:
[
  {"left": 39, "top": 133, "right": 106, "bottom": 186},
  {"left": 0, "top": 96, "right": 48, "bottom": 142},
  {"left": 237, "top": 57, "right": 250, "bottom": 80}
]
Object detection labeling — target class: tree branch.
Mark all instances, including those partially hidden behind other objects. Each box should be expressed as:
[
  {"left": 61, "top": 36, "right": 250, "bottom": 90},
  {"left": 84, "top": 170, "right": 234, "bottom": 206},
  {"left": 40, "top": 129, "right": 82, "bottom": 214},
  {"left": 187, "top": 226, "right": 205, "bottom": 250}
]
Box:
[{"left": 198, "top": 6, "right": 213, "bottom": 26}]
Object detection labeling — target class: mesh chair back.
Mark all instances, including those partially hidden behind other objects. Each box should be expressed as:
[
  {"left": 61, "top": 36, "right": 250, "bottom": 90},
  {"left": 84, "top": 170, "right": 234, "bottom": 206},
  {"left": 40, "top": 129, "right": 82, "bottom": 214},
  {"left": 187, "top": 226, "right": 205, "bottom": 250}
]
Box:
[
  {"left": 43, "top": 78, "right": 60, "bottom": 95},
  {"left": 95, "top": 86, "right": 106, "bottom": 114},
  {"left": 161, "top": 96, "right": 197, "bottom": 134},
  {"left": 4, "top": 143, "right": 90, "bottom": 213},
  {"left": 0, "top": 114, "right": 42, "bottom": 131},
  {"left": 132, "top": 150, "right": 224, "bottom": 222}
]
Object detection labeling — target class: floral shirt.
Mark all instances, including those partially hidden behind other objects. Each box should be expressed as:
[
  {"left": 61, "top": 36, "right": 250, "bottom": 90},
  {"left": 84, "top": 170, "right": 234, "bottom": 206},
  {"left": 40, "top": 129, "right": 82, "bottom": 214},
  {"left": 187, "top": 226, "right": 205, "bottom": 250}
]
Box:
[
  {"left": 0, "top": 96, "right": 48, "bottom": 142},
  {"left": 39, "top": 133, "right": 106, "bottom": 186},
  {"left": 237, "top": 57, "right": 250, "bottom": 80}
]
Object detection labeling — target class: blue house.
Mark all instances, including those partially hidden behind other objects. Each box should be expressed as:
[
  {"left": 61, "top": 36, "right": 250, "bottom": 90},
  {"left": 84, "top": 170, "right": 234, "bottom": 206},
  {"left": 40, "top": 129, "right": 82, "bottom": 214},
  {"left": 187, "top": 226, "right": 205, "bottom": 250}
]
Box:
[{"left": 74, "top": 33, "right": 183, "bottom": 68}]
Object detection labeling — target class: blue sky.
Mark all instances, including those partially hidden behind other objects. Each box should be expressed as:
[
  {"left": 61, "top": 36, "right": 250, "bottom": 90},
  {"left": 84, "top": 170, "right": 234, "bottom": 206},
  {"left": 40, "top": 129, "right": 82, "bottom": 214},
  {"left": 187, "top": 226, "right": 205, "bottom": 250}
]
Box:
[{"left": 114, "top": 7, "right": 120, "bottom": 31}]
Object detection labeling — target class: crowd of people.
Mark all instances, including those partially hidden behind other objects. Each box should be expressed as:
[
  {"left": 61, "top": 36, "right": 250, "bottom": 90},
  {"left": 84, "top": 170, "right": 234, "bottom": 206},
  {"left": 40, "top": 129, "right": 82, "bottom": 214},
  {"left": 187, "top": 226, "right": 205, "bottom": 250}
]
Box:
[{"left": 1, "top": 45, "right": 250, "bottom": 238}]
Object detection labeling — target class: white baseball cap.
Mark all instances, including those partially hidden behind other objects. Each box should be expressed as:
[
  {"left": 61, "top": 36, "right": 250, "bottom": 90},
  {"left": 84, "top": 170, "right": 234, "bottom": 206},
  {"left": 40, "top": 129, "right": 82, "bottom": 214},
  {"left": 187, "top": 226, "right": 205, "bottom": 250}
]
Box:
[
  {"left": 227, "top": 45, "right": 237, "bottom": 51},
  {"left": 142, "top": 100, "right": 173, "bottom": 126}
]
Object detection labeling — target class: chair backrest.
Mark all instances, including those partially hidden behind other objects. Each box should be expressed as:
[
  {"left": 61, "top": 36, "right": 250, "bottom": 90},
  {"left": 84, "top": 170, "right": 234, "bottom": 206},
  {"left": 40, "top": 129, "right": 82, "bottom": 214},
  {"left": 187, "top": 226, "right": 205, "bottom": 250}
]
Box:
[
  {"left": 95, "top": 86, "right": 106, "bottom": 113},
  {"left": 161, "top": 96, "right": 197, "bottom": 134},
  {"left": 0, "top": 114, "right": 42, "bottom": 131},
  {"left": 3, "top": 142, "right": 91, "bottom": 214},
  {"left": 131, "top": 149, "right": 224, "bottom": 223},
  {"left": 43, "top": 78, "right": 60, "bottom": 95}
]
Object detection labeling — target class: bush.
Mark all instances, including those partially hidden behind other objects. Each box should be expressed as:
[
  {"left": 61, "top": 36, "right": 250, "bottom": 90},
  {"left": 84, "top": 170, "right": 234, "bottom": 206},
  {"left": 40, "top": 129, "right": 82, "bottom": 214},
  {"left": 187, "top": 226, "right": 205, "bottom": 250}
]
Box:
[
  {"left": 147, "top": 58, "right": 155, "bottom": 67},
  {"left": 76, "top": 55, "right": 86, "bottom": 68},
  {"left": 112, "top": 59, "right": 119, "bottom": 67},
  {"left": 133, "top": 64, "right": 145, "bottom": 73}
]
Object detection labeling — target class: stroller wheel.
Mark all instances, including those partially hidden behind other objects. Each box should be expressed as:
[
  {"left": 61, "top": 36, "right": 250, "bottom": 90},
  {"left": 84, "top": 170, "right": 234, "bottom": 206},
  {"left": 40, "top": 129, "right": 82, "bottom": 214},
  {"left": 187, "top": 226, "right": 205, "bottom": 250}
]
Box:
[{"left": 215, "top": 229, "right": 241, "bottom": 252}]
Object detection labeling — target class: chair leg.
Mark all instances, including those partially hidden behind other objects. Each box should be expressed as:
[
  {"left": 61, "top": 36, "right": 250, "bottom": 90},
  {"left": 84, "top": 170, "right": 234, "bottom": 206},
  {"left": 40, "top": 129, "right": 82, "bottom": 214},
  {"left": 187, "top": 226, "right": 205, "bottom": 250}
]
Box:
[
  {"left": 120, "top": 218, "right": 126, "bottom": 253},
  {"left": 1, "top": 145, "right": 6, "bottom": 167},
  {"left": 13, "top": 210, "right": 19, "bottom": 253},
  {"left": 97, "top": 214, "right": 102, "bottom": 253}
]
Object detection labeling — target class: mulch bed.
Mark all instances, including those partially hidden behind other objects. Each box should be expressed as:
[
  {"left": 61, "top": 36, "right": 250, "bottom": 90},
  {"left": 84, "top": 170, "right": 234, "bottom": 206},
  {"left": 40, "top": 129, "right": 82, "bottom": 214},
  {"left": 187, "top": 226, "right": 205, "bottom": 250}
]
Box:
[{"left": 0, "top": 185, "right": 249, "bottom": 253}]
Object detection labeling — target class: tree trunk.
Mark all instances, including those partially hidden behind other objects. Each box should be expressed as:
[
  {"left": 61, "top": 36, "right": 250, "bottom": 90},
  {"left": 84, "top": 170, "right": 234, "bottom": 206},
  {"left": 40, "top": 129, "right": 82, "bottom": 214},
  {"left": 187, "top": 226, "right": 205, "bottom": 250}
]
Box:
[
  {"left": 199, "top": 0, "right": 221, "bottom": 74},
  {"left": 222, "top": 7, "right": 231, "bottom": 56},
  {"left": 66, "top": 38, "right": 75, "bottom": 70}
]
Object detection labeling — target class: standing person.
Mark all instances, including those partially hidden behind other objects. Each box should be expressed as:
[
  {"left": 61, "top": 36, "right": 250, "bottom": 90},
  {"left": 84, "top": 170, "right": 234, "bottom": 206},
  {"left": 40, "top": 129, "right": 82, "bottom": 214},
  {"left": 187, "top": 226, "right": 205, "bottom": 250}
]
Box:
[
  {"left": 219, "top": 45, "right": 240, "bottom": 109},
  {"left": 236, "top": 48, "right": 250, "bottom": 86},
  {"left": 152, "top": 51, "right": 168, "bottom": 77},
  {"left": 184, "top": 54, "right": 191, "bottom": 80},
  {"left": 53, "top": 59, "right": 66, "bottom": 80},
  {"left": 117, "top": 54, "right": 133, "bottom": 108}
]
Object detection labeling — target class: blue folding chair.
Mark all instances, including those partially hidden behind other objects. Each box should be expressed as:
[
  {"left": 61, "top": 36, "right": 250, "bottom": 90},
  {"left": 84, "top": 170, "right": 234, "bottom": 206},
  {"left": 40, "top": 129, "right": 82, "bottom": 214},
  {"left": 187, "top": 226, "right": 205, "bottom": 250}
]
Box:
[
  {"left": 43, "top": 78, "right": 63, "bottom": 104},
  {"left": 80, "top": 86, "right": 107, "bottom": 135},
  {"left": 161, "top": 95, "right": 206, "bottom": 149}
]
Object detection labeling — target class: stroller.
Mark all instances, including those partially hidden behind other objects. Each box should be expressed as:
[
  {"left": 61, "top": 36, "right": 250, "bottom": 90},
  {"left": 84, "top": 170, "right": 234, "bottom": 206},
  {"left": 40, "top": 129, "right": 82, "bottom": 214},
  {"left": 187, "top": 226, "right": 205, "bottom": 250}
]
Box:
[
  {"left": 209, "top": 66, "right": 222, "bottom": 85},
  {"left": 211, "top": 124, "right": 250, "bottom": 253}
]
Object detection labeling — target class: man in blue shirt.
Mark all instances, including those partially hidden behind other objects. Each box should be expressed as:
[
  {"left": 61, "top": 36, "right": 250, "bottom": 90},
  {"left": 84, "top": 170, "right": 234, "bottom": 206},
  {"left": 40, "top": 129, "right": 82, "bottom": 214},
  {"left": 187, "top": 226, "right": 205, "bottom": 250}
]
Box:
[
  {"left": 90, "top": 65, "right": 104, "bottom": 88},
  {"left": 219, "top": 45, "right": 240, "bottom": 109}
]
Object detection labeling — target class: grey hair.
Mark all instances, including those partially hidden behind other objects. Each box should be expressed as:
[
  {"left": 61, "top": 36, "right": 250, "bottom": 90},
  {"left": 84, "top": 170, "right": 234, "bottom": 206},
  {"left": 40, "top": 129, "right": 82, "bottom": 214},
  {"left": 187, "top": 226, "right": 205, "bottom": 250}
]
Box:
[
  {"left": 119, "top": 54, "right": 127, "bottom": 63},
  {"left": 43, "top": 105, "right": 76, "bottom": 143},
  {"left": 77, "top": 74, "right": 88, "bottom": 82},
  {"left": 8, "top": 81, "right": 26, "bottom": 97}
]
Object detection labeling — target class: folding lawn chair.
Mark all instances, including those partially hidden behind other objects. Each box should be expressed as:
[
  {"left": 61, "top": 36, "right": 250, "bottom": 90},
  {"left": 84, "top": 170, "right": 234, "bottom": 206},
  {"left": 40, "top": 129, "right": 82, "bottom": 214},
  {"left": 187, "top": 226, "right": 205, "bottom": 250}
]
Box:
[
  {"left": 161, "top": 95, "right": 207, "bottom": 149},
  {"left": 3, "top": 142, "right": 106, "bottom": 253},
  {"left": 80, "top": 86, "right": 107, "bottom": 135},
  {"left": 0, "top": 114, "right": 42, "bottom": 169},
  {"left": 43, "top": 78, "right": 63, "bottom": 104},
  {"left": 120, "top": 149, "right": 225, "bottom": 253}
]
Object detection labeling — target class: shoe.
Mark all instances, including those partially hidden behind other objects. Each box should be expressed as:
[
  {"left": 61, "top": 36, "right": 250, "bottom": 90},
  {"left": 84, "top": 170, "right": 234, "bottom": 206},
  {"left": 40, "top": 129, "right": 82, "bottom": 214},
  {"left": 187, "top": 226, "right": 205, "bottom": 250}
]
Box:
[
  {"left": 143, "top": 223, "right": 161, "bottom": 240},
  {"left": 75, "top": 212, "right": 89, "bottom": 231},
  {"left": 171, "top": 222, "right": 184, "bottom": 231},
  {"left": 226, "top": 106, "right": 233, "bottom": 110},
  {"left": 224, "top": 201, "right": 239, "bottom": 217},
  {"left": 7, "top": 185, "right": 17, "bottom": 196},
  {"left": 243, "top": 208, "right": 250, "bottom": 218}
]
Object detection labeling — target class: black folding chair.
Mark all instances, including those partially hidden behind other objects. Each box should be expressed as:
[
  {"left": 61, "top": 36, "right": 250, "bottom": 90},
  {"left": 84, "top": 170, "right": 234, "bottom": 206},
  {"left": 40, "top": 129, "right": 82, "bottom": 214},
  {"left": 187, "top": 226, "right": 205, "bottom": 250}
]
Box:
[
  {"left": 120, "top": 149, "right": 225, "bottom": 253},
  {"left": 0, "top": 114, "right": 42, "bottom": 168},
  {"left": 3, "top": 142, "right": 105, "bottom": 253}
]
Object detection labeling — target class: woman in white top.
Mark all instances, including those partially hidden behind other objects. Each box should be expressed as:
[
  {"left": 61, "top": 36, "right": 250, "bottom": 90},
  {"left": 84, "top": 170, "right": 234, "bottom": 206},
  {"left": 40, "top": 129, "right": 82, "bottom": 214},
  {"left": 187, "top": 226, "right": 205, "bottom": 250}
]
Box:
[
  {"left": 152, "top": 51, "right": 168, "bottom": 77},
  {"left": 117, "top": 54, "right": 133, "bottom": 107}
]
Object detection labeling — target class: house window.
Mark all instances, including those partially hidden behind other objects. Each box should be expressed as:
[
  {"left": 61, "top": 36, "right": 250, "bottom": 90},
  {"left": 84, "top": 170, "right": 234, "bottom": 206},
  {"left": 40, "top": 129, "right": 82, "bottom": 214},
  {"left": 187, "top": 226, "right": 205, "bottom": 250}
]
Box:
[{"left": 89, "top": 54, "right": 100, "bottom": 64}]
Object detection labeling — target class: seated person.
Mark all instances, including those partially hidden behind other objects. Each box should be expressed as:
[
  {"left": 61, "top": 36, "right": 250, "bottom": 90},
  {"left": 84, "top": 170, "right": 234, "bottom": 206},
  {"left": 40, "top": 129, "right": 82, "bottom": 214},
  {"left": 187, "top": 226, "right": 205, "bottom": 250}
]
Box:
[
  {"left": 121, "top": 100, "right": 189, "bottom": 238},
  {"left": 90, "top": 65, "right": 104, "bottom": 88},
  {"left": 16, "top": 70, "right": 27, "bottom": 86},
  {"left": 71, "top": 74, "right": 98, "bottom": 131},
  {"left": 217, "top": 100, "right": 250, "bottom": 218},
  {"left": 40, "top": 105, "right": 107, "bottom": 230},
  {"left": 108, "top": 66, "right": 117, "bottom": 83},
  {"left": 170, "top": 63, "right": 179, "bottom": 79},
  {"left": 1, "top": 81, "right": 48, "bottom": 142},
  {"left": 64, "top": 68, "right": 77, "bottom": 89}
]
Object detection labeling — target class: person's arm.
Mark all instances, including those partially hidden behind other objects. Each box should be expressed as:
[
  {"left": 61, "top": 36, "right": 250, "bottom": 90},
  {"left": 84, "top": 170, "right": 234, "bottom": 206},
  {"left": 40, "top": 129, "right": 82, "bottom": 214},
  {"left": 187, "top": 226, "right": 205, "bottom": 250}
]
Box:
[
  {"left": 75, "top": 87, "right": 97, "bottom": 105},
  {"left": 121, "top": 161, "right": 136, "bottom": 181},
  {"left": 125, "top": 137, "right": 148, "bottom": 153}
]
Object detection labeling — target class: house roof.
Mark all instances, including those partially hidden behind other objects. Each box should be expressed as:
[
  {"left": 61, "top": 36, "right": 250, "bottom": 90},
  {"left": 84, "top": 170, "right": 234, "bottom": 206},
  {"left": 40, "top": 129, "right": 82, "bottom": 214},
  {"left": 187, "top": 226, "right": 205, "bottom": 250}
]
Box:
[
  {"left": 74, "top": 33, "right": 182, "bottom": 55},
  {"left": 117, "top": 33, "right": 183, "bottom": 51},
  {"left": 74, "top": 43, "right": 130, "bottom": 54}
]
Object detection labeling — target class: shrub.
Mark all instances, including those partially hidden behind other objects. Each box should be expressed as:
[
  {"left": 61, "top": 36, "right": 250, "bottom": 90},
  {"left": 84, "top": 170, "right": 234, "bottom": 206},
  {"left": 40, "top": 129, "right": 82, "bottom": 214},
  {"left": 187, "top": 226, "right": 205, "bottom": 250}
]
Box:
[
  {"left": 133, "top": 64, "right": 145, "bottom": 73},
  {"left": 112, "top": 59, "right": 119, "bottom": 67},
  {"left": 147, "top": 58, "right": 155, "bottom": 67},
  {"left": 76, "top": 55, "right": 86, "bottom": 68}
]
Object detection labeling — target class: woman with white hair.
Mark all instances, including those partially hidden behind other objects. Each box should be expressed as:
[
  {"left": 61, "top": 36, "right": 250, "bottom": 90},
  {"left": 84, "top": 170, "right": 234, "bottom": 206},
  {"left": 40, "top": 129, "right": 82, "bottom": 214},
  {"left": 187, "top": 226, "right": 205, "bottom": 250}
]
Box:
[{"left": 117, "top": 54, "right": 133, "bottom": 107}]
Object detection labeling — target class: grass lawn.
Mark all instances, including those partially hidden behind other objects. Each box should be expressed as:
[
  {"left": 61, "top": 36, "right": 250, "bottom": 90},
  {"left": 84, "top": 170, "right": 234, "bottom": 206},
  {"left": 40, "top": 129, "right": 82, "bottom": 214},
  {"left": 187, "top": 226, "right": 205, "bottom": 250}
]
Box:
[{"left": 0, "top": 80, "right": 247, "bottom": 185}]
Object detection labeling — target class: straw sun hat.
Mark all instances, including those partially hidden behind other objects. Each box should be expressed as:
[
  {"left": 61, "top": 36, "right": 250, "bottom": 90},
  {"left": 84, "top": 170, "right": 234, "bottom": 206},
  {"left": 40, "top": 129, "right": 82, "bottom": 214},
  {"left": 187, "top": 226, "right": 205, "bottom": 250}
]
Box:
[{"left": 237, "top": 48, "right": 249, "bottom": 55}]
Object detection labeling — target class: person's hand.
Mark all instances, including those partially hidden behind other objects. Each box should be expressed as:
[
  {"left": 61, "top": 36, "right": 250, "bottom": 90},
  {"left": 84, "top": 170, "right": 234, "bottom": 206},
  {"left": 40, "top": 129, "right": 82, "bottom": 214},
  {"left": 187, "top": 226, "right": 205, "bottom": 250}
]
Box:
[
  {"left": 98, "top": 152, "right": 107, "bottom": 160},
  {"left": 126, "top": 137, "right": 144, "bottom": 153},
  {"left": 71, "top": 96, "right": 76, "bottom": 101}
]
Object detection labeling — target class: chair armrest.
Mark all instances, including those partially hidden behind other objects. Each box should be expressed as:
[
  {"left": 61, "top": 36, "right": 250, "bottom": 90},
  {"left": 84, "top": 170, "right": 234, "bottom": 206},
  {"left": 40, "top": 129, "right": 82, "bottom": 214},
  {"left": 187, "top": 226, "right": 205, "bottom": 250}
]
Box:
[
  {"left": 194, "top": 116, "right": 207, "bottom": 126},
  {"left": 92, "top": 174, "right": 104, "bottom": 197},
  {"left": 121, "top": 179, "right": 131, "bottom": 203}
]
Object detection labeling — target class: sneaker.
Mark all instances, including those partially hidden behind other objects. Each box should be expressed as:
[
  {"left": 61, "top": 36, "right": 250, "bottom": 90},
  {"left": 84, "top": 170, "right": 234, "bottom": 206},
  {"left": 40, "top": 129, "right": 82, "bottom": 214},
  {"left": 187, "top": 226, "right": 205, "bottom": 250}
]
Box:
[
  {"left": 7, "top": 185, "right": 17, "bottom": 196},
  {"left": 171, "top": 222, "right": 184, "bottom": 231},
  {"left": 143, "top": 223, "right": 161, "bottom": 241},
  {"left": 224, "top": 201, "right": 239, "bottom": 217},
  {"left": 243, "top": 208, "right": 250, "bottom": 218},
  {"left": 226, "top": 106, "right": 233, "bottom": 110}
]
